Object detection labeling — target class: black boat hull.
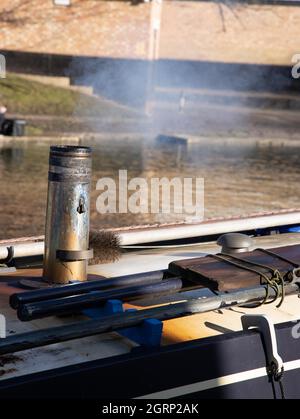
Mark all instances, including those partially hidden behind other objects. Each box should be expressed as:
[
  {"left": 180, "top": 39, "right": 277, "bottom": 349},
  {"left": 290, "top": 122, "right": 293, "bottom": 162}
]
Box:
[{"left": 1, "top": 320, "right": 300, "bottom": 399}]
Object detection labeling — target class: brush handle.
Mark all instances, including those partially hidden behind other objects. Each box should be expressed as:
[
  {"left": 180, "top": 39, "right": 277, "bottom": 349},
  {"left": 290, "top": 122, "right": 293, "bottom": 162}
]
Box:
[
  {"left": 2, "top": 284, "right": 299, "bottom": 356},
  {"left": 17, "top": 278, "right": 183, "bottom": 321},
  {"left": 10, "top": 270, "right": 166, "bottom": 309}
]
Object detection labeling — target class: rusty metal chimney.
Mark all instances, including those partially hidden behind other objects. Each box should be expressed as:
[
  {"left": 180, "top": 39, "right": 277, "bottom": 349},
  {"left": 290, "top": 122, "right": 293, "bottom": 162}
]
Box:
[{"left": 43, "top": 145, "right": 93, "bottom": 284}]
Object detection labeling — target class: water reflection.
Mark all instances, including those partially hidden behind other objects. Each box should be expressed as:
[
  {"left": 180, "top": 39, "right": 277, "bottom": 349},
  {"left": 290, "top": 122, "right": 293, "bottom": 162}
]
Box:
[
  {"left": 0, "top": 147, "right": 24, "bottom": 169},
  {"left": 0, "top": 137, "right": 300, "bottom": 239}
]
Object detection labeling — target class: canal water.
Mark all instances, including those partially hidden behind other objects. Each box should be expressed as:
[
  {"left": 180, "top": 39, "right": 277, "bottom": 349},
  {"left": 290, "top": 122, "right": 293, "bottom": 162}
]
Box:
[{"left": 0, "top": 136, "right": 300, "bottom": 240}]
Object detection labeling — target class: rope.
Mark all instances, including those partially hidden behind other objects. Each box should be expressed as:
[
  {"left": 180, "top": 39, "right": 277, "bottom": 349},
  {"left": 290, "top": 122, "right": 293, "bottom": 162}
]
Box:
[
  {"left": 269, "top": 364, "right": 285, "bottom": 400},
  {"left": 208, "top": 252, "right": 285, "bottom": 307},
  {"left": 209, "top": 248, "right": 294, "bottom": 398},
  {"left": 278, "top": 380, "right": 286, "bottom": 400}
]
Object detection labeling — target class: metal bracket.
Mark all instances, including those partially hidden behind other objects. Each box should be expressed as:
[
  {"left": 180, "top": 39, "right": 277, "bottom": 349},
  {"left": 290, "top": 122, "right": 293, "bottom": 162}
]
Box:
[
  {"left": 241, "top": 314, "right": 283, "bottom": 377},
  {"left": 287, "top": 267, "right": 300, "bottom": 284},
  {"left": 0, "top": 246, "right": 15, "bottom": 273},
  {"left": 0, "top": 246, "right": 14, "bottom": 265},
  {"left": 83, "top": 299, "right": 163, "bottom": 348},
  {"left": 56, "top": 248, "right": 94, "bottom": 261}
]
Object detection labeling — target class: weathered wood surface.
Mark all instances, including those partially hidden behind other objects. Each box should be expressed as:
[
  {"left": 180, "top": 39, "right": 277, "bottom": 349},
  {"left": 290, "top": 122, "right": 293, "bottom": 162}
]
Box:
[{"left": 169, "top": 245, "right": 300, "bottom": 291}]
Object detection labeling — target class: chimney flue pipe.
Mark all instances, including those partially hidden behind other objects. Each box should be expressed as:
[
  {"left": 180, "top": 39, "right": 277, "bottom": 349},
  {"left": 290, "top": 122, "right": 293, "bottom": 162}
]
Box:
[{"left": 43, "top": 145, "right": 93, "bottom": 284}]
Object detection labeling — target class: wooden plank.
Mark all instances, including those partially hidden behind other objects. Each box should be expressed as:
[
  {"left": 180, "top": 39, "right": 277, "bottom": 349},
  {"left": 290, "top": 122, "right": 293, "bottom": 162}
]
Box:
[{"left": 169, "top": 245, "right": 300, "bottom": 291}]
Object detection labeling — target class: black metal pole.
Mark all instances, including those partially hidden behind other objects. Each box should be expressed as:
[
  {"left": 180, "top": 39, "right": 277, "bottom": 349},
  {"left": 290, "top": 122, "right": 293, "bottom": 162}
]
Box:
[
  {"left": 1, "top": 283, "right": 299, "bottom": 356},
  {"left": 17, "top": 278, "right": 183, "bottom": 321},
  {"left": 10, "top": 270, "right": 166, "bottom": 309}
]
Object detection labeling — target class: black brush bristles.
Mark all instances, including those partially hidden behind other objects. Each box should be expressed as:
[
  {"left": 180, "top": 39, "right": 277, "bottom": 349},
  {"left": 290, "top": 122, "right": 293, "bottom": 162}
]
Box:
[{"left": 89, "top": 230, "right": 121, "bottom": 265}]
